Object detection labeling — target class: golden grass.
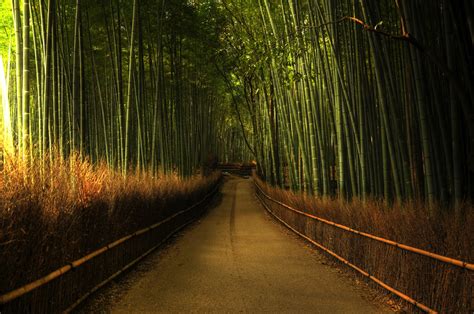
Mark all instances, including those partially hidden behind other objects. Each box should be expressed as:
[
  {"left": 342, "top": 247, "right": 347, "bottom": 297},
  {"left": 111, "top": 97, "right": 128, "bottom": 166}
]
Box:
[
  {"left": 255, "top": 176, "right": 473, "bottom": 312},
  {"left": 0, "top": 154, "right": 221, "bottom": 295}
]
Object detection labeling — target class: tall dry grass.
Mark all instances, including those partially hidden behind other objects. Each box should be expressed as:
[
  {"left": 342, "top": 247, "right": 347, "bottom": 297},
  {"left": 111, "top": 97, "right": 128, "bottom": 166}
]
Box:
[
  {"left": 255, "top": 177, "right": 473, "bottom": 313},
  {"left": 0, "top": 154, "right": 221, "bottom": 295}
]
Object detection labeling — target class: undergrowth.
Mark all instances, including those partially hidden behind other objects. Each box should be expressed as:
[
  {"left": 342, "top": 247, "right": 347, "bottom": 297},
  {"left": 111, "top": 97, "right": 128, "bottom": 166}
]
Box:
[
  {"left": 0, "top": 154, "right": 221, "bottom": 295},
  {"left": 255, "top": 176, "right": 473, "bottom": 313}
]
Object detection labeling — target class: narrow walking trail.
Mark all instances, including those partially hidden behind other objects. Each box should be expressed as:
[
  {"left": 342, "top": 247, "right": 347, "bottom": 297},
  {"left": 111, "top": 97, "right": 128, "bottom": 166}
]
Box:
[{"left": 84, "top": 177, "right": 391, "bottom": 313}]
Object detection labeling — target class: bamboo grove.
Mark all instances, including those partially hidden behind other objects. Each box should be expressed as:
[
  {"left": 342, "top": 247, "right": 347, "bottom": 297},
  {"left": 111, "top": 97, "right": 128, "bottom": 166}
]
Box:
[
  {"left": 0, "top": 0, "right": 240, "bottom": 177},
  {"left": 221, "top": 0, "right": 474, "bottom": 207},
  {"left": 1, "top": 0, "right": 473, "bottom": 206}
]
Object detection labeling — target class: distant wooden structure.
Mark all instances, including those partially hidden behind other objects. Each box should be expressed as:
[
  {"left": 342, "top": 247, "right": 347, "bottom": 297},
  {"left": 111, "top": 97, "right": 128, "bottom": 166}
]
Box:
[{"left": 216, "top": 163, "right": 255, "bottom": 177}]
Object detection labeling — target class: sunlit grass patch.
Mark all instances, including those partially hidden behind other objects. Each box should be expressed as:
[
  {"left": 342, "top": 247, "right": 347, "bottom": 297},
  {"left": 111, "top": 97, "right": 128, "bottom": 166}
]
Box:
[{"left": 0, "top": 154, "right": 221, "bottom": 295}]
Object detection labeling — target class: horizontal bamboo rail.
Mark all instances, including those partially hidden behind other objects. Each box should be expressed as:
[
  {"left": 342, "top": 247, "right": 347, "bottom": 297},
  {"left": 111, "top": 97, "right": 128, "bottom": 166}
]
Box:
[
  {"left": 63, "top": 212, "right": 199, "bottom": 313},
  {"left": 254, "top": 182, "right": 474, "bottom": 271},
  {"left": 0, "top": 181, "right": 221, "bottom": 306},
  {"left": 255, "top": 192, "right": 437, "bottom": 314}
]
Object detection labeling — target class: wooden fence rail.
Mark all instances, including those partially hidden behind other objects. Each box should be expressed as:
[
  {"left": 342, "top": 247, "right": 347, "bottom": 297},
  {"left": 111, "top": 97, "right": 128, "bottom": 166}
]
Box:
[
  {"left": 255, "top": 180, "right": 472, "bottom": 313},
  {"left": 0, "top": 179, "right": 222, "bottom": 313},
  {"left": 255, "top": 183, "right": 473, "bottom": 271}
]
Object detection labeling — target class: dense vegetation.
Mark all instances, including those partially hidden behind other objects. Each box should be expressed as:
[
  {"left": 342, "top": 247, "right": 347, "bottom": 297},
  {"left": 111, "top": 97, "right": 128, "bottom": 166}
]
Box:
[
  {"left": 0, "top": 155, "right": 220, "bottom": 296},
  {"left": 1, "top": 0, "right": 472, "bottom": 206},
  {"left": 0, "top": 0, "right": 247, "bottom": 176},
  {"left": 220, "top": 0, "right": 473, "bottom": 208}
]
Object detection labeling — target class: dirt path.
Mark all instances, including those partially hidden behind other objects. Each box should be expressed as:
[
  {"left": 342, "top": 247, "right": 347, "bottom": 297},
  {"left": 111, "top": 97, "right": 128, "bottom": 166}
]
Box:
[{"left": 81, "top": 177, "right": 391, "bottom": 313}]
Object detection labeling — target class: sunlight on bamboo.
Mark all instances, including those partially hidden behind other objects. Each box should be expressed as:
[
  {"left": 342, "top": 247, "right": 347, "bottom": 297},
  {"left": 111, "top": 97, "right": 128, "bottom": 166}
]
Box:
[{"left": 0, "top": 54, "right": 14, "bottom": 159}]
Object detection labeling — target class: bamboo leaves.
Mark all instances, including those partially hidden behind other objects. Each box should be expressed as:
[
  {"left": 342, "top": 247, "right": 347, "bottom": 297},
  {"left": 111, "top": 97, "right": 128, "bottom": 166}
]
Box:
[{"left": 222, "top": 0, "right": 474, "bottom": 207}]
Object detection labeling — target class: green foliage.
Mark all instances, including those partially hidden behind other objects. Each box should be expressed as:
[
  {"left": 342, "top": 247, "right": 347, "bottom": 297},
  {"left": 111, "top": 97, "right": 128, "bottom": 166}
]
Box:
[
  {"left": 219, "top": 0, "right": 474, "bottom": 207},
  {"left": 2, "top": 0, "right": 240, "bottom": 176},
  {"left": 3, "top": 0, "right": 471, "bottom": 204},
  {"left": 0, "top": 0, "right": 13, "bottom": 59}
]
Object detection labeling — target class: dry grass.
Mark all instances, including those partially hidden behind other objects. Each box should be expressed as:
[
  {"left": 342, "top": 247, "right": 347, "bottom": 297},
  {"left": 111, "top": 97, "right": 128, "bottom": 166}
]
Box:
[
  {"left": 255, "top": 177, "right": 473, "bottom": 313},
  {"left": 0, "top": 154, "right": 221, "bottom": 296}
]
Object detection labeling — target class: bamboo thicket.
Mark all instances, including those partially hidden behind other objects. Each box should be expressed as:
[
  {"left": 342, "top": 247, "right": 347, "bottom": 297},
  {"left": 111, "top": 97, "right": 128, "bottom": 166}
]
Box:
[
  {"left": 1, "top": 0, "right": 234, "bottom": 177},
  {"left": 221, "top": 0, "right": 474, "bottom": 207}
]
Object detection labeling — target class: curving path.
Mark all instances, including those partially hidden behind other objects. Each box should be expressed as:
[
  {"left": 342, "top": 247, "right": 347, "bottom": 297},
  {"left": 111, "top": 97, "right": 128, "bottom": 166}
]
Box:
[{"left": 81, "top": 177, "right": 391, "bottom": 313}]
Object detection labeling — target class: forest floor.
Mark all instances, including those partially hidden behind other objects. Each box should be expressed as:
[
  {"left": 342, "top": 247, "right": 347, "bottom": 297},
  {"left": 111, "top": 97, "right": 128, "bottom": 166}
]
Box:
[{"left": 79, "top": 176, "right": 393, "bottom": 313}]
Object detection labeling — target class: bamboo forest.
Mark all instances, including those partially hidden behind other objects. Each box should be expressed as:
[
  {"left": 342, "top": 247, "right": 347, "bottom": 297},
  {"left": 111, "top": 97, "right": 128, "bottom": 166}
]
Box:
[{"left": 0, "top": 0, "right": 472, "bottom": 313}]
